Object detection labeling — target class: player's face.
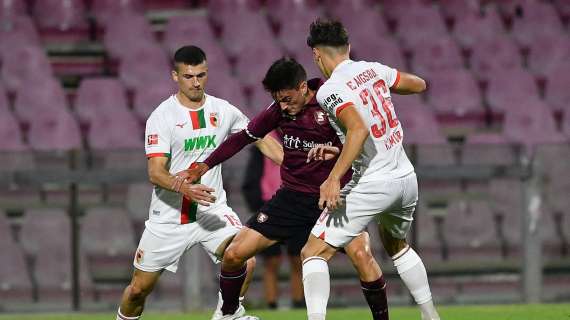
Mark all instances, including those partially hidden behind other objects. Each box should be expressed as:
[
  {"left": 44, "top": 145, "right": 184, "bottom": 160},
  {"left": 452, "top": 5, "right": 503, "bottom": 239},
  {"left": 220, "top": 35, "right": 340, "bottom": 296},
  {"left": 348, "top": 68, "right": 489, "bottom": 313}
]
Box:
[
  {"left": 273, "top": 82, "right": 308, "bottom": 116},
  {"left": 172, "top": 62, "right": 208, "bottom": 103}
]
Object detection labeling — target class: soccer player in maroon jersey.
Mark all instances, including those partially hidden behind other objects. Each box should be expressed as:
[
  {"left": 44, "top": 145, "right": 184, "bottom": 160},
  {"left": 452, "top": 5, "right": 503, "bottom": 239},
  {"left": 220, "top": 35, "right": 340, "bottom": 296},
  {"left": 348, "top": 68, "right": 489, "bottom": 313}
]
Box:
[{"left": 178, "top": 58, "right": 390, "bottom": 320}]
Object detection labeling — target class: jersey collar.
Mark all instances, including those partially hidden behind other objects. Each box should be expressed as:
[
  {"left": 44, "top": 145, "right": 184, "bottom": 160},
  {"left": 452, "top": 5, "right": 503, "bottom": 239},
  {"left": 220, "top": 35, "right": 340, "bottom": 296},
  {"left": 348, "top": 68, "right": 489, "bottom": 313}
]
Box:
[{"left": 331, "top": 59, "right": 354, "bottom": 76}]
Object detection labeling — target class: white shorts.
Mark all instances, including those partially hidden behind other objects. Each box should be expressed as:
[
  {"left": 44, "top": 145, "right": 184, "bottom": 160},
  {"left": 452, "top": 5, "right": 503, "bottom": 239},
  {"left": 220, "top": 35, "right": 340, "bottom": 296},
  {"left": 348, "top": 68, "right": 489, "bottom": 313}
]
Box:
[
  {"left": 311, "top": 173, "right": 418, "bottom": 248},
  {"left": 134, "top": 205, "right": 243, "bottom": 273}
]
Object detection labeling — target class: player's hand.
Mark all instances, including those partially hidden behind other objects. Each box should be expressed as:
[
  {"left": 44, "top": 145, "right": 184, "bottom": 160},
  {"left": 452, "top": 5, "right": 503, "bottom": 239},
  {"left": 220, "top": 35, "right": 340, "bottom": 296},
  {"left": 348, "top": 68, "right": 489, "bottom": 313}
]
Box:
[
  {"left": 179, "top": 183, "right": 216, "bottom": 206},
  {"left": 319, "top": 176, "right": 341, "bottom": 211},
  {"left": 172, "top": 162, "right": 209, "bottom": 192},
  {"left": 306, "top": 145, "right": 341, "bottom": 163}
]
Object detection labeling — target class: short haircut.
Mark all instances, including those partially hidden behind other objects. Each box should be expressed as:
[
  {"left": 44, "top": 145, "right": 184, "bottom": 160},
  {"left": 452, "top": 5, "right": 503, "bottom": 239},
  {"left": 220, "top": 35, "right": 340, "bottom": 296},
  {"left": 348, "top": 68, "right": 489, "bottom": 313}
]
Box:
[
  {"left": 173, "top": 45, "right": 206, "bottom": 69},
  {"left": 306, "top": 18, "right": 349, "bottom": 49},
  {"left": 262, "top": 58, "right": 307, "bottom": 93}
]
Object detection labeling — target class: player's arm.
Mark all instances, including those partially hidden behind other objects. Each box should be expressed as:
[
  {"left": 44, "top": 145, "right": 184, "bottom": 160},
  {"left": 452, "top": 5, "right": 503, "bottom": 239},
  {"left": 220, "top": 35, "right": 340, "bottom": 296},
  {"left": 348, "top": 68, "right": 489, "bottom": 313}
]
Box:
[
  {"left": 391, "top": 71, "right": 427, "bottom": 95},
  {"left": 319, "top": 105, "right": 369, "bottom": 210},
  {"left": 147, "top": 156, "right": 216, "bottom": 206},
  {"left": 254, "top": 134, "right": 283, "bottom": 166}
]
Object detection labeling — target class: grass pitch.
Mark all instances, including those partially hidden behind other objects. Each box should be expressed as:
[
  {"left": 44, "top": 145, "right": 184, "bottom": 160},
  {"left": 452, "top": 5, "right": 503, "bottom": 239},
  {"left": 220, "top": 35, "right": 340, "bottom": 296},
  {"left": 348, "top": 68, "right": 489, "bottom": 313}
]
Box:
[{"left": 0, "top": 303, "right": 568, "bottom": 320}]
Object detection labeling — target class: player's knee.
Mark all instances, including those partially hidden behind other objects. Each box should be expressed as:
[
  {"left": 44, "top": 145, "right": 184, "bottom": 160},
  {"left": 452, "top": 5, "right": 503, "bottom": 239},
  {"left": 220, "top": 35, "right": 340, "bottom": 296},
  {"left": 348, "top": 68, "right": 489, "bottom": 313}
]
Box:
[
  {"left": 223, "top": 246, "right": 247, "bottom": 267},
  {"left": 349, "top": 246, "right": 374, "bottom": 267},
  {"left": 126, "top": 283, "right": 150, "bottom": 303},
  {"left": 246, "top": 256, "right": 257, "bottom": 272}
]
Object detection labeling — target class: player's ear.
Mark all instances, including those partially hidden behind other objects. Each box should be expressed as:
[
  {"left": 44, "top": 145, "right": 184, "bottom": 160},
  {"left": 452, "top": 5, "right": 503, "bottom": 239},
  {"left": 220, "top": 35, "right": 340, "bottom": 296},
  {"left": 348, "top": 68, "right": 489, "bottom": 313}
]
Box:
[
  {"left": 171, "top": 69, "right": 178, "bottom": 82},
  {"left": 299, "top": 81, "right": 308, "bottom": 96}
]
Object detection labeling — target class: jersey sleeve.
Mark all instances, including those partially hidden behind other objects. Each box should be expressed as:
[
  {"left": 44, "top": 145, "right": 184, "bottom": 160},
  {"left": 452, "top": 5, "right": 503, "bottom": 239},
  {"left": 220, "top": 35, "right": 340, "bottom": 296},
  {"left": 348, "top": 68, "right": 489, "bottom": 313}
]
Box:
[
  {"left": 145, "top": 112, "right": 171, "bottom": 158},
  {"left": 374, "top": 62, "right": 400, "bottom": 89},
  {"left": 316, "top": 83, "right": 355, "bottom": 119},
  {"left": 245, "top": 103, "right": 281, "bottom": 140},
  {"left": 228, "top": 103, "right": 250, "bottom": 134}
]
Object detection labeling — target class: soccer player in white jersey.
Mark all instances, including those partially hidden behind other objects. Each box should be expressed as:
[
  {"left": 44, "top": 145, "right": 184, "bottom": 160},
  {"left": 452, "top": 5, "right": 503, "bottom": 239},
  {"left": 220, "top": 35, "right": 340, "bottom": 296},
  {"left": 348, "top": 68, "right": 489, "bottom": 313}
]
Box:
[
  {"left": 115, "top": 46, "right": 282, "bottom": 320},
  {"left": 300, "top": 20, "right": 441, "bottom": 320}
]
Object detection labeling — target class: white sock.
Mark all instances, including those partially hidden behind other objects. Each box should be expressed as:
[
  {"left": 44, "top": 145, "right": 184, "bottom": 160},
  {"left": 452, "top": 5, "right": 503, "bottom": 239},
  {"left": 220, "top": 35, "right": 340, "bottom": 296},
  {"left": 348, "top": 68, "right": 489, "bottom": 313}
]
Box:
[
  {"left": 302, "top": 257, "right": 329, "bottom": 320},
  {"left": 393, "top": 246, "right": 440, "bottom": 320},
  {"left": 116, "top": 308, "right": 140, "bottom": 320}
]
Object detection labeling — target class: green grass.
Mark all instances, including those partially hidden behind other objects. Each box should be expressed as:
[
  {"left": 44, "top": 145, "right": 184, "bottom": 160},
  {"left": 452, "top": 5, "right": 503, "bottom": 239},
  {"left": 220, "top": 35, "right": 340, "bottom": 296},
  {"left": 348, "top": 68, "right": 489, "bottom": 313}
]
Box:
[{"left": 1, "top": 304, "right": 569, "bottom": 320}]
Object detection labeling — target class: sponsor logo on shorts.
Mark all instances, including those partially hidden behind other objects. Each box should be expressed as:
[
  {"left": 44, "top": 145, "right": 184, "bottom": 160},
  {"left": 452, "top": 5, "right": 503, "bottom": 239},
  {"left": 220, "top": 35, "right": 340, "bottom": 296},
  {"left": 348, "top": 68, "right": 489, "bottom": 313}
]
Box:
[
  {"left": 257, "top": 212, "right": 268, "bottom": 223},
  {"left": 135, "top": 248, "right": 144, "bottom": 264}
]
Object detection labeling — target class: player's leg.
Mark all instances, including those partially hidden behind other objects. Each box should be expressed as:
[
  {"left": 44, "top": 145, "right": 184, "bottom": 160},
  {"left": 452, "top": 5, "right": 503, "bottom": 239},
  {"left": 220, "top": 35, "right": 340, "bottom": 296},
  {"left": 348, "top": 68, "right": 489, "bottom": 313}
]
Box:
[
  {"left": 117, "top": 269, "right": 161, "bottom": 319},
  {"left": 378, "top": 175, "right": 440, "bottom": 320},
  {"left": 219, "top": 227, "right": 278, "bottom": 316},
  {"left": 261, "top": 244, "right": 283, "bottom": 309},
  {"left": 287, "top": 254, "right": 305, "bottom": 308},
  {"left": 344, "top": 232, "right": 388, "bottom": 320}
]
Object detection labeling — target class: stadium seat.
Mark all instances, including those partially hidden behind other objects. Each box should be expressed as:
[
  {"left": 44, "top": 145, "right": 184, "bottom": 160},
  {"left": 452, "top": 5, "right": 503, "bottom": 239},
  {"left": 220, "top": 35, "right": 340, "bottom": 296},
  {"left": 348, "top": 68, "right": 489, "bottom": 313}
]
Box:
[
  {"left": 544, "top": 63, "right": 570, "bottom": 113},
  {"left": 411, "top": 35, "right": 464, "bottom": 75},
  {"left": 207, "top": 71, "right": 248, "bottom": 111},
  {"left": 0, "top": 238, "right": 34, "bottom": 304},
  {"left": 28, "top": 111, "right": 82, "bottom": 151},
  {"left": 395, "top": 4, "right": 447, "bottom": 51},
  {"left": 469, "top": 35, "right": 522, "bottom": 80},
  {"left": 0, "top": 16, "right": 41, "bottom": 57},
  {"left": 267, "top": 0, "right": 321, "bottom": 27},
  {"left": 527, "top": 34, "right": 570, "bottom": 78},
  {"left": 486, "top": 68, "right": 539, "bottom": 112},
  {"left": 438, "top": 0, "right": 481, "bottom": 21},
  {"left": 290, "top": 47, "right": 326, "bottom": 81},
  {"left": 0, "top": 0, "right": 27, "bottom": 20},
  {"left": 75, "top": 78, "right": 129, "bottom": 124},
  {"left": 32, "top": 0, "right": 89, "bottom": 42},
  {"left": 553, "top": 0, "right": 570, "bottom": 18},
  {"left": 452, "top": 5, "right": 505, "bottom": 50},
  {"left": 510, "top": 1, "right": 563, "bottom": 49},
  {"left": 443, "top": 199, "right": 502, "bottom": 261},
  {"left": 234, "top": 42, "right": 283, "bottom": 90},
  {"left": 90, "top": 0, "right": 144, "bottom": 27},
  {"left": 87, "top": 108, "right": 142, "bottom": 150},
  {"left": 426, "top": 69, "right": 483, "bottom": 117},
  {"left": 563, "top": 110, "right": 570, "bottom": 140},
  {"left": 277, "top": 5, "right": 321, "bottom": 56},
  {"left": 461, "top": 133, "right": 516, "bottom": 166},
  {"left": 20, "top": 208, "right": 69, "bottom": 255},
  {"left": 103, "top": 13, "right": 156, "bottom": 60},
  {"left": 414, "top": 200, "right": 445, "bottom": 263},
  {"left": 125, "top": 182, "right": 153, "bottom": 233},
  {"left": 207, "top": 0, "right": 262, "bottom": 29},
  {"left": 118, "top": 43, "right": 171, "bottom": 91},
  {"left": 81, "top": 207, "right": 136, "bottom": 280},
  {"left": 133, "top": 82, "right": 176, "bottom": 121},
  {"left": 382, "top": 0, "right": 434, "bottom": 24},
  {"left": 0, "top": 112, "right": 25, "bottom": 151},
  {"left": 249, "top": 87, "right": 275, "bottom": 117},
  {"left": 13, "top": 77, "right": 69, "bottom": 124},
  {"left": 162, "top": 14, "right": 221, "bottom": 58},
  {"left": 0, "top": 44, "right": 53, "bottom": 94}
]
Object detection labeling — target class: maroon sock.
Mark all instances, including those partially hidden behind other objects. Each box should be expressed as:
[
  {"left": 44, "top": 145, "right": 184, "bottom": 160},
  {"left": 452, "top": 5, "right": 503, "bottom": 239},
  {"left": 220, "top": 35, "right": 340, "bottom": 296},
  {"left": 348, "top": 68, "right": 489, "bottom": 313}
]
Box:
[
  {"left": 220, "top": 265, "right": 247, "bottom": 315},
  {"left": 361, "top": 275, "right": 389, "bottom": 320}
]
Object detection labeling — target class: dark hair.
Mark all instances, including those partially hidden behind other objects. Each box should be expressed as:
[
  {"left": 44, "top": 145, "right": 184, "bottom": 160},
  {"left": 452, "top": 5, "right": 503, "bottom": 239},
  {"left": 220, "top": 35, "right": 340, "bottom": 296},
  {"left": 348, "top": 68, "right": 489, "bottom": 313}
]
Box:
[
  {"left": 262, "top": 58, "right": 307, "bottom": 93},
  {"left": 306, "top": 18, "right": 349, "bottom": 48},
  {"left": 173, "top": 45, "right": 206, "bottom": 68}
]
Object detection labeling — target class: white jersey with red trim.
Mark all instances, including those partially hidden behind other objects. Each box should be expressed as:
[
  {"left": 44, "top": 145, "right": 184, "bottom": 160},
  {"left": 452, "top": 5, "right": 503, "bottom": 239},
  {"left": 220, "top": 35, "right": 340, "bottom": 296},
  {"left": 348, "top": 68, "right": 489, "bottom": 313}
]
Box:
[
  {"left": 144, "top": 94, "right": 248, "bottom": 224},
  {"left": 316, "top": 59, "right": 414, "bottom": 183}
]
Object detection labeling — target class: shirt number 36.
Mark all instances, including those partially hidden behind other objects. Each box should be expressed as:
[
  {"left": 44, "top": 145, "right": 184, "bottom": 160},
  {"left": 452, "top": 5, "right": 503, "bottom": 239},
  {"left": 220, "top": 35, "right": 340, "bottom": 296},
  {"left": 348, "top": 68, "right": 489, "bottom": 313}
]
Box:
[{"left": 358, "top": 79, "right": 399, "bottom": 138}]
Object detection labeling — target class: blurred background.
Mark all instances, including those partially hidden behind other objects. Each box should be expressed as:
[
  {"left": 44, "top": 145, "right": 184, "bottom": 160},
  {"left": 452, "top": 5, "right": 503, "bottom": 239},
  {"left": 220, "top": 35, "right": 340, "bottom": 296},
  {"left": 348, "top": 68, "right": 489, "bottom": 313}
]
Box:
[{"left": 0, "top": 0, "right": 569, "bottom": 315}]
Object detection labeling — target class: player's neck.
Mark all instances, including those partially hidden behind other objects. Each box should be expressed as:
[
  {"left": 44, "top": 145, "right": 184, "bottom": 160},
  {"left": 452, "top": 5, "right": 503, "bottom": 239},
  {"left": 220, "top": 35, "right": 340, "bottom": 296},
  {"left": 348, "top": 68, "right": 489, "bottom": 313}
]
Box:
[
  {"left": 328, "top": 56, "right": 350, "bottom": 76},
  {"left": 176, "top": 91, "right": 205, "bottom": 110}
]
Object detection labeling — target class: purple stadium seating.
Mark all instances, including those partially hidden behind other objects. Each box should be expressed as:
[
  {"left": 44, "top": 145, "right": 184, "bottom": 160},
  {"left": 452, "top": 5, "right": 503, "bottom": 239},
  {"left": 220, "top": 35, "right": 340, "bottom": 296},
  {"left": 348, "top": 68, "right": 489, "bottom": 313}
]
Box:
[
  {"left": 118, "top": 43, "right": 171, "bottom": 91},
  {"left": 414, "top": 200, "right": 444, "bottom": 262},
  {"left": 382, "top": 0, "right": 433, "bottom": 23},
  {"left": 443, "top": 199, "right": 502, "bottom": 260},
  {"left": 125, "top": 182, "right": 153, "bottom": 232},
  {"left": 207, "top": 0, "right": 262, "bottom": 28},
  {"left": 87, "top": 108, "right": 141, "bottom": 150},
  {"left": 1, "top": 44, "right": 53, "bottom": 93},
  {"left": 33, "top": 0, "right": 89, "bottom": 42},
  {"left": 90, "top": 0, "right": 144, "bottom": 26},
  {"left": 0, "top": 16, "right": 41, "bottom": 57},
  {"left": 81, "top": 207, "right": 136, "bottom": 280},
  {"left": 411, "top": 35, "right": 464, "bottom": 75},
  {"left": 553, "top": 0, "right": 570, "bottom": 17},
  {"left": 277, "top": 5, "right": 321, "bottom": 56},
  {"left": 563, "top": 110, "right": 570, "bottom": 139},
  {"left": 486, "top": 68, "right": 539, "bottom": 112},
  {"left": 462, "top": 133, "right": 515, "bottom": 166},
  {"left": 27, "top": 111, "right": 82, "bottom": 151},
  {"left": 0, "top": 112, "right": 27, "bottom": 151},
  {"left": 510, "top": 0, "right": 563, "bottom": 49},
  {"left": 0, "top": 0, "right": 27, "bottom": 19},
  {"left": 470, "top": 35, "right": 522, "bottom": 80},
  {"left": 234, "top": 42, "right": 283, "bottom": 90},
  {"left": 133, "top": 82, "right": 176, "bottom": 121},
  {"left": 267, "top": 0, "right": 321, "bottom": 27},
  {"left": 527, "top": 35, "right": 570, "bottom": 78},
  {"left": 544, "top": 63, "right": 570, "bottom": 113},
  {"left": 426, "top": 69, "right": 482, "bottom": 116},
  {"left": 291, "top": 48, "right": 325, "bottom": 80},
  {"left": 395, "top": 4, "right": 447, "bottom": 51},
  {"left": 0, "top": 240, "right": 33, "bottom": 303},
  {"left": 13, "top": 78, "right": 68, "bottom": 123},
  {"left": 103, "top": 13, "right": 155, "bottom": 60},
  {"left": 438, "top": 0, "right": 481, "bottom": 21},
  {"left": 162, "top": 14, "right": 221, "bottom": 58},
  {"left": 452, "top": 5, "right": 505, "bottom": 50},
  {"left": 207, "top": 71, "right": 247, "bottom": 111},
  {"left": 75, "top": 78, "right": 129, "bottom": 124}
]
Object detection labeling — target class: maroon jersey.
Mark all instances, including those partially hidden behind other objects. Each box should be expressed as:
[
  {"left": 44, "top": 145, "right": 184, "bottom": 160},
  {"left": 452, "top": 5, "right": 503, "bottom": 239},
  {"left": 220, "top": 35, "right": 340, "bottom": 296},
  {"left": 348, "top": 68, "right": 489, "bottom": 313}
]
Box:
[
  {"left": 246, "top": 79, "right": 351, "bottom": 194},
  {"left": 204, "top": 78, "right": 351, "bottom": 195}
]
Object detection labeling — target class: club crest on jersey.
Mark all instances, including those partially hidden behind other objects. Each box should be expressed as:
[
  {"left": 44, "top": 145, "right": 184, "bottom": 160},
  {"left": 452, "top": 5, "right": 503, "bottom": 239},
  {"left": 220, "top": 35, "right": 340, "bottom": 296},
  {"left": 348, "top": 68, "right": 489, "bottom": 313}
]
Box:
[
  {"left": 209, "top": 112, "right": 219, "bottom": 127},
  {"left": 314, "top": 110, "right": 327, "bottom": 125},
  {"left": 257, "top": 212, "right": 268, "bottom": 223},
  {"left": 135, "top": 248, "right": 144, "bottom": 264}
]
